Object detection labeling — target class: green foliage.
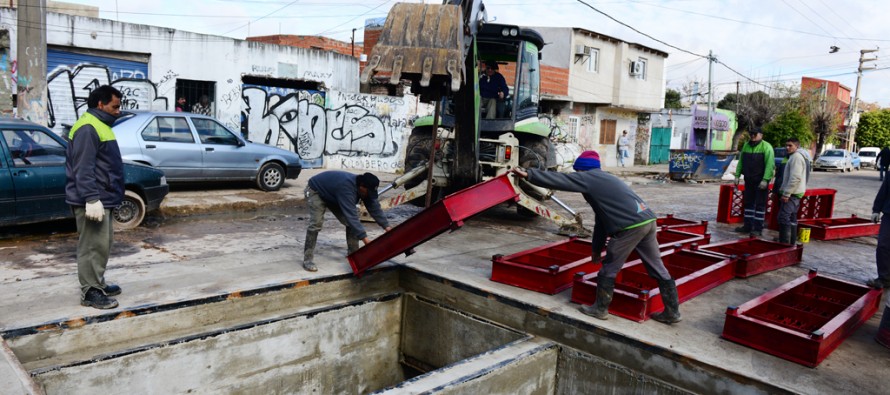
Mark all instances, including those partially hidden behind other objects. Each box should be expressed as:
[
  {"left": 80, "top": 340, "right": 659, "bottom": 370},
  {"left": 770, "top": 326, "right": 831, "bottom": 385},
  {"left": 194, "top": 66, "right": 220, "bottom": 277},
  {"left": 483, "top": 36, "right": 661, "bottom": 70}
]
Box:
[
  {"left": 664, "top": 89, "right": 683, "bottom": 109},
  {"left": 763, "top": 109, "right": 813, "bottom": 147},
  {"left": 856, "top": 109, "right": 890, "bottom": 148}
]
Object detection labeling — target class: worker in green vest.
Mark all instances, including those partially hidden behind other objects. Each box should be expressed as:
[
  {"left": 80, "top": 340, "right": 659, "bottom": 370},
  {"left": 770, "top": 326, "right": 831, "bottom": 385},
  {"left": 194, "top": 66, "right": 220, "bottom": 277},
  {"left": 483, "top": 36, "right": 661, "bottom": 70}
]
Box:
[
  {"left": 733, "top": 128, "right": 775, "bottom": 236},
  {"left": 65, "top": 85, "right": 124, "bottom": 310}
]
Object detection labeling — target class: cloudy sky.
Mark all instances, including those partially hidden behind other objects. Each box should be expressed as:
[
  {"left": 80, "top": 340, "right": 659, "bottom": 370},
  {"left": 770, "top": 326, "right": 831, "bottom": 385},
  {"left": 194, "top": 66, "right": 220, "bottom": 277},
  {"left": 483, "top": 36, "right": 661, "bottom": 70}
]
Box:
[{"left": 61, "top": 0, "right": 890, "bottom": 106}]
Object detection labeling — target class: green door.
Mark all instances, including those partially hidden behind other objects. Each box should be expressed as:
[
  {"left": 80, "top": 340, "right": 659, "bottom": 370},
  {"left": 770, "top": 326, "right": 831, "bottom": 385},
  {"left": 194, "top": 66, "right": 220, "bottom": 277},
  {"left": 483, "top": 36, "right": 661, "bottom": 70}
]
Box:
[{"left": 649, "top": 127, "right": 671, "bottom": 164}]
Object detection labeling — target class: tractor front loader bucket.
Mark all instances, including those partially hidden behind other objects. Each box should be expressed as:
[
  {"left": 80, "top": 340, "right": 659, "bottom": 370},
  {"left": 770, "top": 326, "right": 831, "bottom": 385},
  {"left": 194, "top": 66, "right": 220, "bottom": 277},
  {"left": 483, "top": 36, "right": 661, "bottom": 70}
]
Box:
[{"left": 360, "top": 3, "right": 465, "bottom": 99}]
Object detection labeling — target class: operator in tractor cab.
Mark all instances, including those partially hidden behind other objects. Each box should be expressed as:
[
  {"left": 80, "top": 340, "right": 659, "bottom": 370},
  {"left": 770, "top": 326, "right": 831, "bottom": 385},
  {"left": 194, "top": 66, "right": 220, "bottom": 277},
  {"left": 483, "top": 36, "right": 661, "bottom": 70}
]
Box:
[
  {"left": 480, "top": 60, "right": 508, "bottom": 119},
  {"left": 302, "top": 171, "right": 392, "bottom": 272},
  {"left": 512, "top": 151, "right": 682, "bottom": 324}
]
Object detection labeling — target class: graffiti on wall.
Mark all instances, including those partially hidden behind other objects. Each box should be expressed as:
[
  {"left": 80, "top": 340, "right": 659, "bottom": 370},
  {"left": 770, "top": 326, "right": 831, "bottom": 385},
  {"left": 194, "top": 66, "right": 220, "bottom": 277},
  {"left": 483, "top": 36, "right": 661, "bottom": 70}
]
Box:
[
  {"left": 241, "top": 86, "right": 422, "bottom": 171},
  {"left": 46, "top": 63, "right": 168, "bottom": 131}
]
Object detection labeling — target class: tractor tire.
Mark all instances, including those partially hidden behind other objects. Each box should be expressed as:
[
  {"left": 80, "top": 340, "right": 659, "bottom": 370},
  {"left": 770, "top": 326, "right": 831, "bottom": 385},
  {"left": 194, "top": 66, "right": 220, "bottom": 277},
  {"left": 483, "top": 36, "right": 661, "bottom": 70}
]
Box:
[
  {"left": 517, "top": 136, "right": 555, "bottom": 217},
  {"left": 404, "top": 129, "right": 442, "bottom": 206}
]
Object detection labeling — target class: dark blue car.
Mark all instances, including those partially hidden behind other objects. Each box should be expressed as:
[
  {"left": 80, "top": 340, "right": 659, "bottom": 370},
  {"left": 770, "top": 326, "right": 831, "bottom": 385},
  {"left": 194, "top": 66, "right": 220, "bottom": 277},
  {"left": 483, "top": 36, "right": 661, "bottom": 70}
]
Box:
[{"left": 0, "top": 118, "right": 169, "bottom": 229}]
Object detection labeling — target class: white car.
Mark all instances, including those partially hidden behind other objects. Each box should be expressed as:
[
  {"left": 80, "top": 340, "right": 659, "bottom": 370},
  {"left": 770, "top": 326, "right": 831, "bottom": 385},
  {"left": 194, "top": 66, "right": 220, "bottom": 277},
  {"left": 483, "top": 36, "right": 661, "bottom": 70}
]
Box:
[
  {"left": 859, "top": 147, "right": 880, "bottom": 168},
  {"left": 814, "top": 149, "right": 854, "bottom": 172}
]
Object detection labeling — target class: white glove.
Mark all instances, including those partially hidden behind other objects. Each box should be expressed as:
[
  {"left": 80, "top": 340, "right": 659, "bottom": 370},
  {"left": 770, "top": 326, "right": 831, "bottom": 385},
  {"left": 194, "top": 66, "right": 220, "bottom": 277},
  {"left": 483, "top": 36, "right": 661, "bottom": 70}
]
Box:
[
  {"left": 758, "top": 180, "right": 768, "bottom": 190},
  {"left": 872, "top": 212, "right": 881, "bottom": 224},
  {"left": 85, "top": 200, "right": 104, "bottom": 222}
]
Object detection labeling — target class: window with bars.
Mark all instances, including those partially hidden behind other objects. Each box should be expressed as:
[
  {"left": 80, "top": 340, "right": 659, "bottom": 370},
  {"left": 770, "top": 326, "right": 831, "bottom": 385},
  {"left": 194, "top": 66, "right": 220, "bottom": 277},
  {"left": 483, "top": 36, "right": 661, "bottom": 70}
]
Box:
[
  {"left": 599, "top": 119, "right": 617, "bottom": 144},
  {"left": 566, "top": 116, "right": 580, "bottom": 142},
  {"left": 175, "top": 79, "right": 216, "bottom": 116}
]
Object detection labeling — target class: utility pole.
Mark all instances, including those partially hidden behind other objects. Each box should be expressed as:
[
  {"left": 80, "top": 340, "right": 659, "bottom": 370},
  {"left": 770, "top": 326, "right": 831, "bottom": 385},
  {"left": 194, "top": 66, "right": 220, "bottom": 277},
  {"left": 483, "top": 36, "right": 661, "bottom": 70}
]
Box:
[
  {"left": 848, "top": 48, "right": 878, "bottom": 152},
  {"left": 351, "top": 28, "right": 357, "bottom": 57},
  {"left": 16, "top": 0, "right": 48, "bottom": 125},
  {"left": 706, "top": 50, "right": 715, "bottom": 150}
]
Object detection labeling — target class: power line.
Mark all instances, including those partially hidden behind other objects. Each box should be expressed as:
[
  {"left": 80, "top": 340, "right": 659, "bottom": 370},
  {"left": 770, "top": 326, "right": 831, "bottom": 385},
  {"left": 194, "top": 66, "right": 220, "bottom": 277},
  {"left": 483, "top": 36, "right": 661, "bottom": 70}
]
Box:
[{"left": 218, "top": 0, "right": 302, "bottom": 36}]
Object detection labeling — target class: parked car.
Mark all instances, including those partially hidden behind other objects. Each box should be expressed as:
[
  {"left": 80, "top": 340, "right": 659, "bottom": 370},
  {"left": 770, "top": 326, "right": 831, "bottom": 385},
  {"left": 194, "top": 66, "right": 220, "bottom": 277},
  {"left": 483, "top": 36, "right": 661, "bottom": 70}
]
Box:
[
  {"left": 0, "top": 118, "right": 168, "bottom": 229},
  {"left": 112, "top": 111, "right": 302, "bottom": 191},
  {"left": 813, "top": 149, "right": 854, "bottom": 172},
  {"left": 851, "top": 152, "right": 861, "bottom": 170},
  {"left": 858, "top": 147, "right": 880, "bottom": 168}
]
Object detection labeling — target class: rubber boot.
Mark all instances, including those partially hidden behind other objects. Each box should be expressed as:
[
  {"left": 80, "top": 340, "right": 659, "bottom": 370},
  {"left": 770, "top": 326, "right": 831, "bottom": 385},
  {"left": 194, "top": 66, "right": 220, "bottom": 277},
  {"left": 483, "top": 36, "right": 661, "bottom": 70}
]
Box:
[
  {"left": 579, "top": 276, "right": 614, "bottom": 320},
  {"left": 651, "top": 279, "right": 682, "bottom": 324},
  {"left": 876, "top": 306, "right": 890, "bottom": 350},
  {"left": 303, "top": 231, "right": 318, "bottom": 272},
  {"left": 777, "top": 225, "right": 791, "bottom": 244},
  {"left": 790, "top": 225, "right": 798, "bottom": 244}
]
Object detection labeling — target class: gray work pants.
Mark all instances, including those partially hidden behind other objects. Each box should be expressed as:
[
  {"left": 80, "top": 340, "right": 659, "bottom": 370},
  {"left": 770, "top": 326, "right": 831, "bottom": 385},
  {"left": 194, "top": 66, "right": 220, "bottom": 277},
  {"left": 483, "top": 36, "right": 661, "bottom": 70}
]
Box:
[
  {"left": 74, "top": 206, "right": 114, "bottom": 297},
  {"left": 778, "top": 196, "right": 800, "bottom": 226},
  {"left": 305, "top": 188, "right": 360, "bottom": 259},
  {"left": 597, "top": 221, "right": 672, "bottom": 281}
]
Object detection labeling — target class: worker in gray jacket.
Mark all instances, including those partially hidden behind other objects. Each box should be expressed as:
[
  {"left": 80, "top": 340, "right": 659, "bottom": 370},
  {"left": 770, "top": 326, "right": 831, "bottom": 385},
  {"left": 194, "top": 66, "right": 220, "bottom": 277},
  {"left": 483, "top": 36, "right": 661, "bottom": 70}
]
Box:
[
  {"left": 776, "top": 138, "right": 808, "bottom": 244},
  {"left": 512, "top": 150, "right": 681, "bottom": 324},
  {"left": 303, "top": 171, "right": 391, "bottom": 272}
]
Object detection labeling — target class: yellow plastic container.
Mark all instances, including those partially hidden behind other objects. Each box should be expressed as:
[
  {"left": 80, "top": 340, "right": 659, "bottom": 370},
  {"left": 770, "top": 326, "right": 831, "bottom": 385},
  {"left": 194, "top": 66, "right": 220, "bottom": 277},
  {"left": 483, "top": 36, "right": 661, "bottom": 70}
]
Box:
[{"left": 798, "top": 227, "right": 811, "bottom": 243}]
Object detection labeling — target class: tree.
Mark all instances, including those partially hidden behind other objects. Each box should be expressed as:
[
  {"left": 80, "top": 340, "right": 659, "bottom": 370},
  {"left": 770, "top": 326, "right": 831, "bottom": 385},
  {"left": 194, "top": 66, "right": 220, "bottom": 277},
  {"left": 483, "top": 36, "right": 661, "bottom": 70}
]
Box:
[
  {"left": 856, "top": 109, "right": 890, "bottom": 148},
  {"left": 730, "top": 90, "right": 789, "bottom": 149},
  {"left": 664, "top": 89, "right": 683, "bottom": 109},
  {"left": 799, "top": 84, "right": 843, "bottom": 156},
  {"left": 763, "top": 109, "right": 813, "bottom": 147}
]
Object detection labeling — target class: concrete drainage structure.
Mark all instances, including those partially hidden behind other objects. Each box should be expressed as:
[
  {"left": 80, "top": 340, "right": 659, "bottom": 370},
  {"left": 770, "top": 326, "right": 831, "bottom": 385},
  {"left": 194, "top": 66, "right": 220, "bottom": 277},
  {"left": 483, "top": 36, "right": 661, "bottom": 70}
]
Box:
[{"left": 2, "top": 267, "right": 787, "bottom": 394}]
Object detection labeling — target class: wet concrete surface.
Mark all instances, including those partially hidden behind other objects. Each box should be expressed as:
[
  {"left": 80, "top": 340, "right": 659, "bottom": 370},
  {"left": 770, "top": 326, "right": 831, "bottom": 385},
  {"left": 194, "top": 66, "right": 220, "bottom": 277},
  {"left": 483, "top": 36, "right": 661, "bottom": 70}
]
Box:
[{"left": 0, "top": 166, "right": 888, "bottom": 393}]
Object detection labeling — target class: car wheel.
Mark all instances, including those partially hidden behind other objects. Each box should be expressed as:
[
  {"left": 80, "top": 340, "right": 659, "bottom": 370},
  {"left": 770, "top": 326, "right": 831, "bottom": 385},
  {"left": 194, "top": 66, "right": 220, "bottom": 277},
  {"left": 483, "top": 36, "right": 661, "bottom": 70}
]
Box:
[
  {"left": 113, "top": 190, "right": 146, "bottom": 230},
  {"left": 257, "top": 162, "right": 285, "bottom": 191}
]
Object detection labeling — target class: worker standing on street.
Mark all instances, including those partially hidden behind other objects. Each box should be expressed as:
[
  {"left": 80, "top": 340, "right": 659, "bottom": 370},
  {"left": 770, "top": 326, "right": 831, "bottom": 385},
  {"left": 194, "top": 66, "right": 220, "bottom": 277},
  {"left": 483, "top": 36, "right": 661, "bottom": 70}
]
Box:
[
  {"left": 302, "top": 171, "right": 391, "bottom": 272},
  {"left": 512, "top": 151, "right": 681, "bottom": 324},
  {"left": 776, "top": 138, "right": 808, "bottom": 244},
  {"left": 65, "top": 85, "right": 125, "bottom": 309},
  {"left": 733, "top": 128, "right": 775, "bottom": 236},
  {"left": 877, "top": 147, "right": 890, "bottom": 181},
  {"left": 869, "top": 174, "right": 890, "bottom": 289}
]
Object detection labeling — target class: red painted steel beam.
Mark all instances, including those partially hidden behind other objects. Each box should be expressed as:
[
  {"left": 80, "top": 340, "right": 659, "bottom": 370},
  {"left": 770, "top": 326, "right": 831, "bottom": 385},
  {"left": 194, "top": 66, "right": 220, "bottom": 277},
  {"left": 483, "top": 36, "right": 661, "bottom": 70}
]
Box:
[
  {"left": 798, "top": 215, "right": 880, "bottom": 240},
  {"left": 348, "top": 174, "right": 520, "bottom": 276}
]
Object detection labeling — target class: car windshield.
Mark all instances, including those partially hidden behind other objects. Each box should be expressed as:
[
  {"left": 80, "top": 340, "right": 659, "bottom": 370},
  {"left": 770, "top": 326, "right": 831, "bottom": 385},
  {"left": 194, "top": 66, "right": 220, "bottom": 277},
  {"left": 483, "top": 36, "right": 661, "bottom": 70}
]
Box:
[
  {"left": 823, "top": 150, "right": 843, "bottom": 157},
  {"left": 860, "top": 151, "right": 877, "bottom": 157}
]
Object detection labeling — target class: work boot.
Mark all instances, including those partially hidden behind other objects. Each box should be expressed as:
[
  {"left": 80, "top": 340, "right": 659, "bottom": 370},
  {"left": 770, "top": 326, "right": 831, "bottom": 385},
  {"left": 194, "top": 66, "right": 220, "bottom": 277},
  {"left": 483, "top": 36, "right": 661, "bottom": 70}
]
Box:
[
  {"left": 734, "top": 225, "right": 751, "bottom": 233},
  {"left": 777, "top": 225, "right": 791, "bottom": 244},
  {"left": 303, "top": 231, "right": 319, "bottom": 272},
  {"left": 651, "top": 279, "right": 682, "bottom": 324},
  {"left": 749, "top": 228, "right": 763, "bottom": 237},
  {"left": 579, "top": 276, "right": 614, "bottom": 320},
  {"left": 81, "top": 288, "right": 119, "bottom": 310},
  {"left": 101, "top": 283, "right": 122, "bottom": 296},
  {"left": 866, "top": 278, "right": 890, "bottom": 289}
]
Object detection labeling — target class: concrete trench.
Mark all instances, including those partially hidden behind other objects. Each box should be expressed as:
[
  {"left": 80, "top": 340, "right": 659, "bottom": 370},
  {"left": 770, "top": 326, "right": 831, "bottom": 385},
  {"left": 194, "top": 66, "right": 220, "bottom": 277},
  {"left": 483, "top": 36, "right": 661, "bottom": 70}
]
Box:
[{"left": 1, "top": 267, "right": 787, "bottom": 394}]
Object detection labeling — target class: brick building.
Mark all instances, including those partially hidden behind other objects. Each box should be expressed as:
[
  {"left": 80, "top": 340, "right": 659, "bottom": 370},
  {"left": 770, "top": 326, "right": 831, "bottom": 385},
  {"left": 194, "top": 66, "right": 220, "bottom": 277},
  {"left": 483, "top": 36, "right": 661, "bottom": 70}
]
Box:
[{"left": 248, "top": 35, "right": 364, "bottom": 59}]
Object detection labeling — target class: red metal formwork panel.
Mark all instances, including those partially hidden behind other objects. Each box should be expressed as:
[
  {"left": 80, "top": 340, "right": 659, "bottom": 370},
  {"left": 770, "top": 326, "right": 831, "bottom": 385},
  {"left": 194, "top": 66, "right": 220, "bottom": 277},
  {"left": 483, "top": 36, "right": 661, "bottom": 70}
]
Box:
[
  {"left": 797, "top": 215, "right": 880, "bottom": 241},
  {"left": 722, "top": 270, "right": 881, "bottom": 367},
  {"left": 694, "top": 237, "right": 803, "bottom": 278},
  {"left": 490, "top": 238, "right": 600, "bottom": 294},
  {"left": 656, "top": 214, "right": 709, "bottom": 235},
  {"left": 716, "top": 184, "right": 836, "bottom": 229},
  {"left": 571, "top": 249, "right": 735, "bottom": 322},
  {"left": 348, "top": 174, "right": 519, "bottom": 276}
]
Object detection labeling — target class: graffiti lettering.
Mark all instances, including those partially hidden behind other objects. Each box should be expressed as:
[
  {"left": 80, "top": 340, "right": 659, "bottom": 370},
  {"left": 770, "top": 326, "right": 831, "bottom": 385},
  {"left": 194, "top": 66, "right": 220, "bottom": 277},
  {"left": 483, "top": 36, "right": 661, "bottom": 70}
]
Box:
[
  {"left": 251, "top": 65, "right": 275, "bottom": 74},
  {"left": 46, "top": 63, "right": 168, "bottom": 131},
  {"left": 334, "top": 91, "right": 404, "bottom": 106},
  {"left": 157, "top": 69, "right": 179, "bottom": 88},
  {"left": 669, "top": 152, "right": 703, "bottom": 170},
  {"left": 302, "top": 70, "right": 333, "bottom": 80}
]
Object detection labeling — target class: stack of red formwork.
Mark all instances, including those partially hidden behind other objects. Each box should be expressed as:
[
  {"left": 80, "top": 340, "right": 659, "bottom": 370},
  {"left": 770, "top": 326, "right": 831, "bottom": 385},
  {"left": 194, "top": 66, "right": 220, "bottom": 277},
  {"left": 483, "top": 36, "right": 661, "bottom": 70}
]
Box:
[
  {"left": 716, "top": 185, "right": 836, "bottom": 230},
  {"left": 490, "top": 238, "right": 599, "bottom": 294},
  {"left": 722, "top": 270, "right": 881, "bottom": 367},
  {"left": 656, "top": 214, "right": 709, "bottom": 235},
  {"left": 571, "top": 249, "right": 734, "bottom": 321},
  {"left": 694, "top": 238, "right": 803, "bottom": 278},
  {"left": 797, "top": 215, "right": 880, "bottom": 240}
]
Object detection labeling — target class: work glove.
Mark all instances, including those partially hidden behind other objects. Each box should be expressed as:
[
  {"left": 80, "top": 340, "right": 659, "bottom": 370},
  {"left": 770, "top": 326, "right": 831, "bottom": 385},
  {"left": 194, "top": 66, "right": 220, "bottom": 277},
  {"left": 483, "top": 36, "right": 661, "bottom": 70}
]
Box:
[
  {"left": 872, "top": 212, "right": 881, "bottom": 224},
  {"left": 85, "top": 200, "right": 104, "bottom": 222},
  {"left": 758, "top": 180, "right": 768, "bottom": 190},
  {"left": 733, "top": 176, "right": 740, "bottom": 187}
]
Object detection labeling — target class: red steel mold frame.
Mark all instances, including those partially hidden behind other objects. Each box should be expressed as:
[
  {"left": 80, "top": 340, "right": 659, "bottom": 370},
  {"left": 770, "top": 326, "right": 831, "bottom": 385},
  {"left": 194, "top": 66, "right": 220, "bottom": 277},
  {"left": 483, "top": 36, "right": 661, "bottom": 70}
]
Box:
[
  {"left": 656, "top": 214, "right": 709, "bottom": 235},
  {"left": 721, "top": 270, "right": 881, "bottom": 367},
  {"left": 716, "top": 185, "right": 836, "bottom": 230},
  {"left": 694, "top": 237, "right": 803, "bottom": 278},
  {"left": 348, "top": 174, "right": 519, "bottom": 276},
  {"left": 490, "top": 237, "right": 600, "bottom": 294},
  {"left": 571, "top": 249, "right": 734, "bottom": 322},
  {"left": 797, "top": 215, "right": 880, "bottom": 241}
]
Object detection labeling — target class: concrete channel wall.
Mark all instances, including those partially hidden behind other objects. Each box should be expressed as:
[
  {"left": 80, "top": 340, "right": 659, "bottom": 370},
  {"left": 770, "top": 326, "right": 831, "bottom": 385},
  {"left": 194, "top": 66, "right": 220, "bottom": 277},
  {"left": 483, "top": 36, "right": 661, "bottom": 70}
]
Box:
[{"left": 1, "top": 267, "right": 784, "bottom": 393}]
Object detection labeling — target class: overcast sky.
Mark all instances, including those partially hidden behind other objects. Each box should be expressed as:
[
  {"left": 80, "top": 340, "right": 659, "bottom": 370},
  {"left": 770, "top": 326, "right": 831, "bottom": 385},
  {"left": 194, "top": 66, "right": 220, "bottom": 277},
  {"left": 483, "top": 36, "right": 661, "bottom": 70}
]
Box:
[{"left": 61, "top": 0, "right": 890, "bottom": 107}]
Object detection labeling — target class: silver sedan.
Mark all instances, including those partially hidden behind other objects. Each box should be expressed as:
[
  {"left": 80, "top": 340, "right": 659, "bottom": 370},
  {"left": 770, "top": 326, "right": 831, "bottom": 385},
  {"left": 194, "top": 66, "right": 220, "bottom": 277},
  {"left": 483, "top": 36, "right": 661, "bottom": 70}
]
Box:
[
  {"left": 813, "top": 149, "right": 853, "bottom": 172},
  {"left": 112, "top": 111, "right": 302, "bottom": 191}
]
